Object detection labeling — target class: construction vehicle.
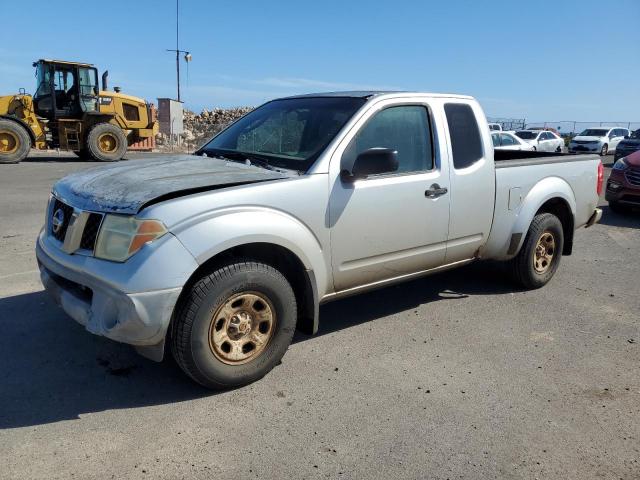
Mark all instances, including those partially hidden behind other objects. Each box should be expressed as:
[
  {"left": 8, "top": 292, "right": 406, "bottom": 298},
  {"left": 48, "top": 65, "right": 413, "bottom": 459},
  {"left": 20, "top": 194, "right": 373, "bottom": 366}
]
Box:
[{"left": 0, "top": 59, "right": 158, "bottom": 163}]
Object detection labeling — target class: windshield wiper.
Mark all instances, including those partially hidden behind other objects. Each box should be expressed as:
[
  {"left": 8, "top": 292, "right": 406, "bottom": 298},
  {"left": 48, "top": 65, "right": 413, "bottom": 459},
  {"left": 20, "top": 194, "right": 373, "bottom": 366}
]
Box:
[{"left": 203, "top": 148, "right": 296, "bottom": 174}]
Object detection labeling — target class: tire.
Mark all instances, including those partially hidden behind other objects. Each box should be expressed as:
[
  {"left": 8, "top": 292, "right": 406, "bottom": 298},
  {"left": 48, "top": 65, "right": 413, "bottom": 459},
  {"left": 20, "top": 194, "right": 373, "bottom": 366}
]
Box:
[
  {"left": 0, "top": 119, "right": 31, "bottom": 164},
  {"left": 608, "top": 201, "right": 629, "bottom": 214},
  {"left": 532, "top": 146, "right": 537, "bottom": 151},
  {"left": 508, "top": 213, "right": 564, "bottom": 289},
  {"left": 555, "top": 145, "right": 562, "bottom": 153},
  {"left": 171, "top": 260, "right": 297, "bottom": 390},
  {"left": 600, "top": 144, "right": 608, "bottom": 156},
  {"left": 86, "top": 123, "right": 127, "bottom": 161},
  {"left": 73, "top": 149, "right": 90, "bottom": 159}
]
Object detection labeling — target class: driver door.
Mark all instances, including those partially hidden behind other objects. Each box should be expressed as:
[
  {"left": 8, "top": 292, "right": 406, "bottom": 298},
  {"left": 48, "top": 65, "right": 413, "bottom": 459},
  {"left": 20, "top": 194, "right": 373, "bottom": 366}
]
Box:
[
  {"left": 329, "top": 102, "right": 450, "bottom": 291},
  {"left": 78, "top": 67, "right": 99, "bottom": 113}
]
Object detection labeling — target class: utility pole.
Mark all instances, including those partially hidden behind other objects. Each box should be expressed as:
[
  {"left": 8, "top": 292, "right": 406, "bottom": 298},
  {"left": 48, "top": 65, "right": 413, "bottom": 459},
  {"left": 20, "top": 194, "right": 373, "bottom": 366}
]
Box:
[{"left": 166, "top": 0, "right": 191, "bottom": 101}]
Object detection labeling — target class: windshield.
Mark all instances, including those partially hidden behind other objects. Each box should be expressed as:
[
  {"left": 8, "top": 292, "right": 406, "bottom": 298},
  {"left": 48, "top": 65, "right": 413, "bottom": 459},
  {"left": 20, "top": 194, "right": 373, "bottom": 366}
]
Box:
[
  {"left": 201, "top": 96, "right": 367, "bottom": 171},
  {"left": 578, "top": 129, "right": 608, "bottom": 137},
  {"left": 515, "top": 131, "right": 537, "bottom": 140}
]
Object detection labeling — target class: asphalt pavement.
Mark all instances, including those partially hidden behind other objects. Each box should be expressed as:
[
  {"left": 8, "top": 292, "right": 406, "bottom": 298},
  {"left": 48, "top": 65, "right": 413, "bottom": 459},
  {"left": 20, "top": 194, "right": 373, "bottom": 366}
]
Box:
[{"left": 0, "top": 152, "right": 638, "bottom": 479}]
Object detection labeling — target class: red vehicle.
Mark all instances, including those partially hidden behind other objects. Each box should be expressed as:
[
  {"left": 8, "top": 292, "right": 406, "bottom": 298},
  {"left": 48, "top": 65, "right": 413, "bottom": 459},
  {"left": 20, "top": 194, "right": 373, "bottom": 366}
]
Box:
[{"left": 606, "top": 149, "right": 640, "bottom": 212}]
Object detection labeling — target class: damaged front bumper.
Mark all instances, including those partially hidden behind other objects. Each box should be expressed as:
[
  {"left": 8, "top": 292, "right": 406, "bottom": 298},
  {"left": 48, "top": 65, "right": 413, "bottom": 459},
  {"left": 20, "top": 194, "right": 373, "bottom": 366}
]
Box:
[{"left": 36, "top": 230, "right": 199, "bottom": 361}]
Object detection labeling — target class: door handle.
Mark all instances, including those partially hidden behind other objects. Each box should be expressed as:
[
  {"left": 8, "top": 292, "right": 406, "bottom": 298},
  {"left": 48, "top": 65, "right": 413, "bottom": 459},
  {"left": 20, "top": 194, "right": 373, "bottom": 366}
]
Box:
[{"left": 425, "top": 184, "right": 448, "bottom": 198}]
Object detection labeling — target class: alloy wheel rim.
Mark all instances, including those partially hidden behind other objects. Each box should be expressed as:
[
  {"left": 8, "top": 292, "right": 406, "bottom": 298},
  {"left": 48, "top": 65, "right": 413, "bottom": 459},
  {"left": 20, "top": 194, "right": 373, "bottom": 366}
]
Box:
[
  {"left": 208, "top": 291, "right": 276, "bottom": 365},
  {"left": 98, "top": 133, "right": 118, "bottom": 153},
  {"left": 533, "top": 231, "right": 555, "bottom": 274},
  {"left": 0, "top": 130, "right": 19, "bottom": 154}
]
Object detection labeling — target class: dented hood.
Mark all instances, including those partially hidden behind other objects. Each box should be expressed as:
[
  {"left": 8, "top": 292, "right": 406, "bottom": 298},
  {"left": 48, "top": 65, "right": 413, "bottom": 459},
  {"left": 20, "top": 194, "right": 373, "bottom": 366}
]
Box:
[{"left": 53, "top": 155, "right": 290, "bottom": 214}]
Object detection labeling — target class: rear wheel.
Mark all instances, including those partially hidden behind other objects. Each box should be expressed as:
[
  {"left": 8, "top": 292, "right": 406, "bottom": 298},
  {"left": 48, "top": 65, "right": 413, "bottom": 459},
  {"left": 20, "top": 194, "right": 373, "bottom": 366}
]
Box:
[
  {"left": 508, "top": 213, "right": 564, "bottom": 289},
  {"left": 0, "top": 119, "right": 30, "bottom": 164},
  {"left": 86, "top": 123, "right": 127, "bottom": 161},
  {"left": 171, "top": 260, "right": 297, "bottom": 390},
  {"left": 600, "top": 144, "right": 608, "bottom": 156}
]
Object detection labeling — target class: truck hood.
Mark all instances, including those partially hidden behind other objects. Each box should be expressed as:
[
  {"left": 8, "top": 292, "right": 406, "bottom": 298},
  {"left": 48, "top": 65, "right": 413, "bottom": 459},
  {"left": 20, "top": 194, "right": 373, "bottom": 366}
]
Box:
[{"left": 52, "top": 155, "right": 291, "bottom": 214}]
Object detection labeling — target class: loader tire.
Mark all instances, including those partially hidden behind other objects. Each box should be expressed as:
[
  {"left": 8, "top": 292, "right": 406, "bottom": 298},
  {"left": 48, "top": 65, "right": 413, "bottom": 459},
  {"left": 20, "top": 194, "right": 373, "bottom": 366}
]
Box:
[
  {"left": 86, "top": 123, "right": 127, "bottom": 162},
  {"left": 73, "top": 149, "right": 90, "bottom": 160},
  {"left": 0, "top": 119, "right": 31, "bottom": 164},
  {"left": 508, "top": 213, "right": 564, "bottom": 289}
]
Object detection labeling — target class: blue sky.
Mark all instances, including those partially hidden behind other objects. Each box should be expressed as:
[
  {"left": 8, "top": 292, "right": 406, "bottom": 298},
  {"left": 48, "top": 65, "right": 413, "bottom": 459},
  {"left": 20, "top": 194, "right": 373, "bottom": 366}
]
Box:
[{"left": 1, "top": 0, "right": 639, "bottom": 122}]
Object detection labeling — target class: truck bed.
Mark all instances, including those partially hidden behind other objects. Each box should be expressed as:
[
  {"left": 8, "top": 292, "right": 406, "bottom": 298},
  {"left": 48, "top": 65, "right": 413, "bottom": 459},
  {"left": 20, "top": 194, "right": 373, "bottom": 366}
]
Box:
[
  {"left": 493, "top": 150, "right": 597, "bottom": 167},
  {"left": 482, "top": 151, "right": 601, "bottom": 261}
]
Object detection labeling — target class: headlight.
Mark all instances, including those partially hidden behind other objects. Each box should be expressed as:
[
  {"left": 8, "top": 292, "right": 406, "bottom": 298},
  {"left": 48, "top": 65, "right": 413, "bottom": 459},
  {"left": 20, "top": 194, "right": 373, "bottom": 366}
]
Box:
[
  {"left": 612, "top": 158, "right": 628, "bottom": 171},
  {"left": 94, "top": 215, "right": 167, "bottom": 262}
]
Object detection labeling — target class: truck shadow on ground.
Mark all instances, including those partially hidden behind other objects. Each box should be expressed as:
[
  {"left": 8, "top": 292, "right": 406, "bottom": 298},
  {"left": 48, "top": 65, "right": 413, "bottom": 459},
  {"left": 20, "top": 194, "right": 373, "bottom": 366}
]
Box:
[
  {"left": 598, "top": 205, "right": 640, "bottom": 229},
  {"left": 0, "top": 262, "right": 515, "bottom": 429}
]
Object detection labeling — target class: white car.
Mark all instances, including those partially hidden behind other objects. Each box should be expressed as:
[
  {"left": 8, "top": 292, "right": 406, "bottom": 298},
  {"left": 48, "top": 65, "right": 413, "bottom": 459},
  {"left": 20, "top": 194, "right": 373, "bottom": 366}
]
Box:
[
  {"left": 515, "top": 130, "right": 564, "bottom": 153},
  {"left": 491, "top": 131, "right": 535, "bottom": 151},
  {"left": 568, "top": 127, "right": 630, "bottom": 156},
  {"left": 488, "top": 123, "right": 502, "bottom": 131}
]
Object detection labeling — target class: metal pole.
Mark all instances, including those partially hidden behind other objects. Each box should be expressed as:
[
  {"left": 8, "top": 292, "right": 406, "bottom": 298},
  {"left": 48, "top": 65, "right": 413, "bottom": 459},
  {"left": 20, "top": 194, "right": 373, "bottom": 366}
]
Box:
[{"left": 176, "top": 0, "right": 181, "bottom": 101}]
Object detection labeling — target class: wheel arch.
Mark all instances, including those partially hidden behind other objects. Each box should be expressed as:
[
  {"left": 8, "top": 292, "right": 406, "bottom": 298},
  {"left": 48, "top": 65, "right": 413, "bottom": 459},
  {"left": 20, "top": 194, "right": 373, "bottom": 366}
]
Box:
[
  {"left": 0, "top": 115, "right": 36, "bottom": 146},
  {"left": 172, "top": 242, "right": 319, "bottom": 339},
  {"left": 509, "top": 177, "right": 577, "bottom": 258}
]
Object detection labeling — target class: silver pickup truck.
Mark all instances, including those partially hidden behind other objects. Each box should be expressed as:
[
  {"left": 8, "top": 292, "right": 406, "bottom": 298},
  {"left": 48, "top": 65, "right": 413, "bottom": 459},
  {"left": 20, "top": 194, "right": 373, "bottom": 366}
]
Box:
[{"left": 37, "top": 91, "right": 603, "bottom": 389}]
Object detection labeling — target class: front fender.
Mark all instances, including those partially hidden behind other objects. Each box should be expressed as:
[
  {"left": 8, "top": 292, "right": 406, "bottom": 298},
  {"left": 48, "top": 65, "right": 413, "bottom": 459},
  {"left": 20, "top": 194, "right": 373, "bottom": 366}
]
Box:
[{"left": 172, "top": 207, "right": 330, "bottom": 297}]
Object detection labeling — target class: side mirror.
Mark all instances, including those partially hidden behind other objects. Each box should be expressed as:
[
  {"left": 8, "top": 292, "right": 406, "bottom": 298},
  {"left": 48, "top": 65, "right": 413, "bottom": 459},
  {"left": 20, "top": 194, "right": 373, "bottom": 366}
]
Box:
[
  {"left": 624, "top": 135, "right": 630, "bottom": 139},
  {"left": 341, "top": 147, "right": 398, "bottom": 181}
]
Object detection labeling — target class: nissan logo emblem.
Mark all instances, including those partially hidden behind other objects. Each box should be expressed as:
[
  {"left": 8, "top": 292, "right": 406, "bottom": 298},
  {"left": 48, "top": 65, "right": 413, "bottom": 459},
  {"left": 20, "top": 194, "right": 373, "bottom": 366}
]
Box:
[{"left": 52, "top": 208, "right": 65, "bottom": 234}]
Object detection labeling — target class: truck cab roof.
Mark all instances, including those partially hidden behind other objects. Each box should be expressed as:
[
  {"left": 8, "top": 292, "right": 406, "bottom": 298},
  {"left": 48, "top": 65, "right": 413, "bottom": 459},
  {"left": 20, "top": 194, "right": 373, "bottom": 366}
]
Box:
[{"left": 281, "top": 91, "right": 474, "bottom": 100}]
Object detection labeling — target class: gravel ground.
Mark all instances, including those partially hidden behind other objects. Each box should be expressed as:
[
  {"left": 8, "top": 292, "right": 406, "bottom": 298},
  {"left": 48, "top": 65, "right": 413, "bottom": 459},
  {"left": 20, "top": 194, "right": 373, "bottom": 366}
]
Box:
[{"left": 0, "top": 152, "right": 638, "bottom": 479}]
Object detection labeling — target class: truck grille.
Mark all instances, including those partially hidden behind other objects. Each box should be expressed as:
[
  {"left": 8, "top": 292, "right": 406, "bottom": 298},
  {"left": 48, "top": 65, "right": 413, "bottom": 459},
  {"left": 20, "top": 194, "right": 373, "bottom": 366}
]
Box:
[
  {"left": 49, "top": 198, "right": 104, "bottom": 254},
  {"left": 625, "top": 168, "right": 640, "bottom": 186},
  {"left": 80, "top": 213, "right": 104, "bottom": 251},
  {"left": 50, "top": 198, "right": 74, "bottom": 241}
]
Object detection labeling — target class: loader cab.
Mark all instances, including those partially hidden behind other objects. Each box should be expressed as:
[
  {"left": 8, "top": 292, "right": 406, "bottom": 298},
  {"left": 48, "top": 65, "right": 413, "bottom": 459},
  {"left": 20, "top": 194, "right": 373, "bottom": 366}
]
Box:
[{"left": 33, "top": 60, "right": 99, "bottom": 119}]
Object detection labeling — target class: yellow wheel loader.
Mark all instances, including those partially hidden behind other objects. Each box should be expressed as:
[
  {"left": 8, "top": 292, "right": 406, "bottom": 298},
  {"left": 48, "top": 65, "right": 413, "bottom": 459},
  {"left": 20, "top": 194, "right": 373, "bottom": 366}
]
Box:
[{"left": 0, "top": 59, "right": 158, "bottom": 163}]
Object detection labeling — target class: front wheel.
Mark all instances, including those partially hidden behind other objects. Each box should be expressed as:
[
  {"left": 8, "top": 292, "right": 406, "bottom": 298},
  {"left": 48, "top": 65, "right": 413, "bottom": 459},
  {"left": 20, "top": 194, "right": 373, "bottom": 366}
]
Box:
[
  {"left": 171, "top": 260, "right": 297, "bottom": 390},
  {"left": 0, "top": 119, "right": 31, "bottom": 164},
  {"left": 600, "top": 144, "right": 608, "bottom": 156},
  {"left": 86, "top": 123, "right": 127, "bottom": 161},
  {"left": 508, "top": 213, "right": 564, "bottom": 289}
]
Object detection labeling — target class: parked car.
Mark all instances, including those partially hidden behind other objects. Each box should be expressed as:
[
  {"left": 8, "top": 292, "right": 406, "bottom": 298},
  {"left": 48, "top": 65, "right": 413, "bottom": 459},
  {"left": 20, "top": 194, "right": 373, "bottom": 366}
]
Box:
[
  {"left": 569, "top": 127, "right": 630, "bottom": 156},
  {"left": 36, "top": 91, "right": 603, "bottom": 389},
  {"left": 488, "top": 123, "right": 502, "bottom": 131},
  {"left": 491, "top": 131, "right": 535, "bottom": 151},
  {"left": 515, "top": 130, "right": 564, "bottom": 152},
  {"left": 526, "top": 126, "right": 562, "bottom": 137},
  {"left": 614, "top": 129, "right": 640, "bottom": 161},
  {"left": 606, "top": 149, "right": 640, "bottom": 212}
]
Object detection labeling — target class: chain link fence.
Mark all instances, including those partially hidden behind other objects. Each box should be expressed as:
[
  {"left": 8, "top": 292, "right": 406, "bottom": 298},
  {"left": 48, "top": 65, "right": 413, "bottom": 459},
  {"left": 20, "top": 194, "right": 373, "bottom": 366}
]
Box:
[{"left": 488, "top": 117, "right": 640, "bottom": 137}]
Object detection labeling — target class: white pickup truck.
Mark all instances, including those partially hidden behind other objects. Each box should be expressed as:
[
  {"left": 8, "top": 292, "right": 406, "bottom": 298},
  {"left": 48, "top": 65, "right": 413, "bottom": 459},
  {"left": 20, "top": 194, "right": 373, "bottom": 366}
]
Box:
[{"left": 37, "top": 91, "right": 603, "bottom": 389}]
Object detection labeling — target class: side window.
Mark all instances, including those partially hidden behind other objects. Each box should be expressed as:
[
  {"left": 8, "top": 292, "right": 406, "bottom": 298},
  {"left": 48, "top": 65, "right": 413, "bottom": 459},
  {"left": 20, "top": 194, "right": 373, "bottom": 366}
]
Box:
[
  {"left": 491, "top": 133, "right": 500, "bottom": 147},
  {"left": 346, "top": 105, "right": 433, "bottom": 173},
  {"left": 541, "top": 132, "right": 551, "bottom": 140},
  {"left": 500, "top": 133, "right": 517, "bottom": 146},
  {"left": 444, "top": 103, "right": 483, "bottom": 169}
]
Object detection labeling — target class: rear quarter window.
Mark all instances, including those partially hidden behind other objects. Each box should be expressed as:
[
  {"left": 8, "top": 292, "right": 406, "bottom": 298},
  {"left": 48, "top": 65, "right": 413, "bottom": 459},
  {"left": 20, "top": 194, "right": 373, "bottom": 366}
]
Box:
[{"left": 444, "top": 103, "right": 483, "bottom": 169}]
